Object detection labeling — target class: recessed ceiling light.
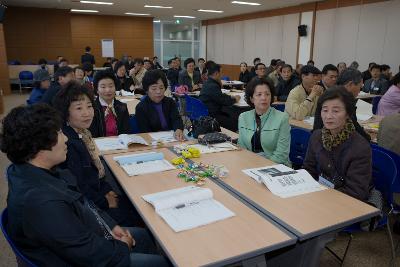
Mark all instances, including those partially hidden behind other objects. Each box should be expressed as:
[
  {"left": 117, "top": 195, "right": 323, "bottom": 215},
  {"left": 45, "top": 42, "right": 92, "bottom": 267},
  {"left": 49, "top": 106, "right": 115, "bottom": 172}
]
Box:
[
  {"left": 197, "top": 9, "right": 224, "bottom": 13},
  {"left": 79, "top": 1, "right": 113, "bottom": 5},
  {"left": 71, "top": 9, "right": 99, "bottom": 12},
  {"left": 144, "top": 5, "right": 172, "bottom": 9},
  {"left": 174, "top": 15, "right": 196, "bottom": 19},
  {"left": 125, "top": 12, "right": 151, "bottom": 16},
  {"left": 231, "top": 1, "right": 261, "bottom": 6},
  {"left": 153, "top": 20, "right": 161, "bottom": 23}
]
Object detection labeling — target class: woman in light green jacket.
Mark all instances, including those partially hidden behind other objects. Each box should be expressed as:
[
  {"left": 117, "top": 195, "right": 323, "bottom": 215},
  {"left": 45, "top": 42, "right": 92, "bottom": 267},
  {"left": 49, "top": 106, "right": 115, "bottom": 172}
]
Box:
[{"left": 238, "top": 77, "right": 291, "bottom": 165}]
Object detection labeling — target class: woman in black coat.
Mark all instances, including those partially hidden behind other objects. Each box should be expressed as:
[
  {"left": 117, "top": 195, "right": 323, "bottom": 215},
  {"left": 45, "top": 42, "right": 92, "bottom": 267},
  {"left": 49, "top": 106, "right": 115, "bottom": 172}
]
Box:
[
  {"left": 238, "top": 62, "right": 252, "bottom": 85},
  {"left": 89, "top": 70, "right": 131, "bottom": 137},
  {"left": 135, "top": 70, "right": 185, "bottom": 140},
  {"left": 114, "top": 60, "right": 135, "bottom": 92}
]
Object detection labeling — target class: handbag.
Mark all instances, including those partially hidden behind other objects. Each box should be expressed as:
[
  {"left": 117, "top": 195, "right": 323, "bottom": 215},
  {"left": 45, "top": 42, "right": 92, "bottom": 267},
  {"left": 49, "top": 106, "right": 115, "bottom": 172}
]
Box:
[
  {"left": 198, "top": 132, "right": 231, "bottom": 145},
  {"left": 191, "top": 116, "right": 221, "bottom": 138}
]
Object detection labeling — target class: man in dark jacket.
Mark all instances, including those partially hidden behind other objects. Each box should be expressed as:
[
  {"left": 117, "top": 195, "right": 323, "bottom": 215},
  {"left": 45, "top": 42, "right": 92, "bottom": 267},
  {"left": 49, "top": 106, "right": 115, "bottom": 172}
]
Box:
[
  {"left": 275, "top": 64, "right": 300, "bottom": 101},
  {"left": 81, "top": 46, "right": 95, "bottom": 65},
  {"left": 363, "top": 64, "right": 389, "bottom": 95},
  {"left": 313, "top": 69, "right": 371, "bottom": 142},
  {"left": 199, "top": 61, "right": 240, "bottom": 131},
  {"left": 167, "top": 58, "right": 179, "bottom": 90},
  {"left": 40, "top": 66, "right": 74, "bottom": 105},
  {"left": 1, "top": 104, "right": 168, "bottom": 267}
]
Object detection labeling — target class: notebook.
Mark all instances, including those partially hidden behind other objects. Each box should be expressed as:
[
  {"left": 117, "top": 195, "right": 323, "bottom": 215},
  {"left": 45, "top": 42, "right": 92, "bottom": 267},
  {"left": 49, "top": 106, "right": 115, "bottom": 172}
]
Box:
[
  {"left": 114, "top": 152, "right": 175, "bottom": 176},
  {"left": 142, "top": 186, "right": 235, "bottom": 232},
  {"left": 94, "top": 134, "right": 148, "bottom": 151}
]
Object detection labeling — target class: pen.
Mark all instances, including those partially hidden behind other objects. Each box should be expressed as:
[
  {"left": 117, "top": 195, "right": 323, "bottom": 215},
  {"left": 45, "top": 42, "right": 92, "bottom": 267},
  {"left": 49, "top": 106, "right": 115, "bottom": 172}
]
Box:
[{"left": 175, "top": 204, "right": 185, "bottom": 209}]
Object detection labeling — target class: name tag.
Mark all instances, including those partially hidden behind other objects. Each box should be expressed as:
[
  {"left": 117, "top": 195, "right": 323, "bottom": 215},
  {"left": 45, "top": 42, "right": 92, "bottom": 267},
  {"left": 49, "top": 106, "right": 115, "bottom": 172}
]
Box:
[{"left": 319, "top": 175, "right": 334, "bottom": 188}]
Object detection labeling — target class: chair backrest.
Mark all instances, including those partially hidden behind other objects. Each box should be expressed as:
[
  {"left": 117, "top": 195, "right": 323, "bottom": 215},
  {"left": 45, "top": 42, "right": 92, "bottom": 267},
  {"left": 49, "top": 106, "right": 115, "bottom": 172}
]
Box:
[
  {"left": 289, "top": 128, "right": 312, "bottom": 168},
  {"left": 18, "top": 71, "right": 33, "bottom": 80},
  {"left": 271, "top": 103, "right": 285, "bottom": 112},
  {"left": 1, "top": 209, "right": 37, "bottom": 267},
  {"left": 129, "top": 115, "right": 140, "bottom": 134},
  {"left": 184, "top": 94, "right": 209, "bottom": 121},
  {"left": 371, "top": 144, "right": 400, "bottom": 207},
  {"left": 221, "top": 76, "right": 230, "bottom": 81},
  {"left": 371, "top": 147, "right": 398, "bottom": 207},
  {"left": 372, "top": 96, "right": 382, "bottom": 115}
]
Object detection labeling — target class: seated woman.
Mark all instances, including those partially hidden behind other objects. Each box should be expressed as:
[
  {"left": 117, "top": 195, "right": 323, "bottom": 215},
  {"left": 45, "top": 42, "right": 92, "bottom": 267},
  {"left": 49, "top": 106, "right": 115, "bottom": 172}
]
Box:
[
  {"left": 238, "top": 78, "right": 291, "bottom": 165},
  {"left": 178, "top": 57, "right": 202, "bottom": 92},
  {"left": 129, "top": 58, "right": 147, "bottom": 95},
  {"left": 89, "top": 70, "right": 131, "bottom": 137},
  {"left": 135, "top": 70, "right": 185, "bottom": 141},
  {"left": 377, "top": 73, "right": 400, "bottom": 116},
  {"left": 26, "top": 69, "right": 51, "bottom": 105},
  {"left": 74, "top": 66, "right": 85, "bottom": 85},
  {"left": 1, "top": 104, "right": 168, "bottom": 267},
  {"left": 303, "top": 87, "right": 373, "bottom": 201},
  {"left": 238, "top": 62, "right": 252, "bottom": 86},
  {"left": 114, "top": 60, "right": 135, "bottom": 92},
  {"left": 54, "top": 82, "right": 140, "bottom": 226}
]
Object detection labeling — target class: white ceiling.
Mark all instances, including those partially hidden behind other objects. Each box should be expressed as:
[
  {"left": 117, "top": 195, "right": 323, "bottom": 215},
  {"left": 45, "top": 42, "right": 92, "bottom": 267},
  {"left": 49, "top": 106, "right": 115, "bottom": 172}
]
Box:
[{"left": 3, "top": 0, "right": 316, "bottom": 21}]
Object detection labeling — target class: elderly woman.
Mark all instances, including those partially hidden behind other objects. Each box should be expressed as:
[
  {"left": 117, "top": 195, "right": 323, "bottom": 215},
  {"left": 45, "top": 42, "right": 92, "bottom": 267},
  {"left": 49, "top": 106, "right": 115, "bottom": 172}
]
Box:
[
  {"left": 238, "top": 77, "right": 291, "bottom": 165},
  {"left": 89, "top": 70, "right": 131, "bottom": 137},
  {"left": 377, "top": 72, "right": 400, "bottom": 116},
  {"left": 54, "top": 82, "right": 140, "bottom": 226},
  {"left": 303, "top": 87, "right": 373, "bottom": 201},
  {"left": 1, "top": 104, "right": 168, "bottom": 266},
  {"left": 135, "top": 70, "right": 184, "bottom": 140},
  {"left": 178, "top": 57, "right": 202, "bottom": 92},
  {"left": 114, "top": 61, "right": 135, "bottom": 92}
]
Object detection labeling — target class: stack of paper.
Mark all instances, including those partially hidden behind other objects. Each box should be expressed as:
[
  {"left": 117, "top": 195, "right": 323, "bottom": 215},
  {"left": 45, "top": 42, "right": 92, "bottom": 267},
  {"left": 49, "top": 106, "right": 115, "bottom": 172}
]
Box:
[
  {"left": 120, "top": 90, "right": 135, "bottom": 96},
  {"left": 149, "top": 131, "right": 177, "bottom": 143},
  {"left": 142, "top": 186, "right": 235, "bottom": 232},
  {"left": 94, "top": 134, "right": 148, "bottom": 151},
  {"left": 243, "top": 164, "right": 326, "bottom": 198},
  {"left": 174, "top": 142, "right": 237, "bottom": 154},
  {"left": 114, "top": 152, "right": 175, "bottom": 176}
]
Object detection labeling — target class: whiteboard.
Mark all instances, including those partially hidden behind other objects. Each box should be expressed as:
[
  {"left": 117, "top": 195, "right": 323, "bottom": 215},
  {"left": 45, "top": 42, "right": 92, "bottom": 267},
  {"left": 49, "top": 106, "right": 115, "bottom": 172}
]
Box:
[{"left": 101, "top": 39, "right": 114, "bottom": 58}]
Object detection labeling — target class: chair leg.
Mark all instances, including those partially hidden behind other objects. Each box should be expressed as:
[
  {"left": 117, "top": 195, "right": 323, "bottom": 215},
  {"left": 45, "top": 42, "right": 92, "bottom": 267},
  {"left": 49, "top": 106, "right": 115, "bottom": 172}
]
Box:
[{"left": 386, "top": 216, "right": 396, "bottom": 267}]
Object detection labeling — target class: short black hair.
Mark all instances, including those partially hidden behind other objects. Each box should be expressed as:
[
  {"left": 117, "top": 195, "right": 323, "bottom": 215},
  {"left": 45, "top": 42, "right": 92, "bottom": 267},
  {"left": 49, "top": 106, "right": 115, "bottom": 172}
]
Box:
[
  {"left": 144, "top": 59, "right": 151, "bottom": 64},
  {"left": 111, "top": 58, "right": 119, "bottom": 64},
  {"left": 113, "top": 61, "right": 126, "bottom": 73},
  {"left": 142, "top": 70, "right": 168, "bottom": 92},
  {"left": 337, "top": 69, "right": 362, "bottom": 86},
  {"left": 74, "top": 66, "right": 83, "bottom": 72},
  {"left": 38, "top": 58, "right": 47, "bottom": 65},
  {"left": 317, "top": 86, "right": 355, "bottom": 118},
  {"left": 253, "top": 57, "right": 261, "bottom": 65},
  {"left": 244, "top": 77, "right": 275, "bottom": 107},
  {"left": 370, "top": 64, "right": 381, "bottom": 71},
  {"left": 307, "top": 60, "right": 315, "bottom": 65},
  {"left": 184, "top": 58, "right": 195, "bottom": 68},
  {"left": 82, "top": 62, "right": 93, "bottom": 72},
  {"left": 54, "top": 66, "right": 73, "bottom": 82},
  {"left": 60, "top": 58, "right": 68, "bottom": 63},
  {"left": 301, "top": 65, "right": 321, "bottom": 76},
  {"left": 153, "top": 56, "right": 158, "bottom": 60},
  {"left": 206, "top": 61, "right": 220, "bottom": 76},
  {"left": 322, "top": 64, "right": 338, "bottom": 75},
  {"left": 53, "top": 81, "right": 95, "bottom": 122},
  {"left": 0, "top": 104, "right": 62, "bottom": 164},
  {"left": 270, "top": 59, "right": 278, "bottom": 66},
  {"left": 240, "top": 62, "right": 248, "bottom": 67},
  {"left": 198, "top": 58, "right": 205, "bottom": 63},
  {"left": 133, "top": 58, "right": 144, "bottom": 65},
  {"left": 93, "top": 70, "right": 118, "bottom": 94},
  {"left": 85, "top": 46, "right": 91, "bottom": 52},
  {"left": 381, "top": 64, "right": 391, "bottom": 71},
  {"left": 368, "top": 62, "right": 377, "bottom": 68},
  {"left": 255, "top": 63, "right": 266, "bottom": 71},
  {"left": 167, "top": 59, "right": 173, "bottom": 65},
  {"left": 281, "top": 64, "right": 293, "bottom": 71},
  {"left": 390, "top": 72, "right": 400, "bottom": 86}
]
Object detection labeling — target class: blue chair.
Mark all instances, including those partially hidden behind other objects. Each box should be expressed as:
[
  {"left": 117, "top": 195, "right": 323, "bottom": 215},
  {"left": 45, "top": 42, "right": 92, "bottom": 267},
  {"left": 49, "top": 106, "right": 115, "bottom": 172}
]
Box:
[
  {"left": 18, "top": 71, "right": 34, "bottom": 93},
  {"left": 184, "top": 94, "right": 208, "bottom": 121},
  {"left": 129, "top": 115, "right": 140, "bottom": 134},
  {"left": 1, "top": 208, "right": 37, "bottom": 267},
  {"left": 372, "top": 96, "right": 381, "bottom": 115},
  {"left": 271, "top": 103, "right": 285, "bottom": 112},
  {"left": 289, "top": 128, "right": 311, "bottom": 169},
  {"left": 326, "top": 148, "right": 398, "bottom": 265},
  {"left": 221, "top": 76, "right": 230, "bottom": 81}
]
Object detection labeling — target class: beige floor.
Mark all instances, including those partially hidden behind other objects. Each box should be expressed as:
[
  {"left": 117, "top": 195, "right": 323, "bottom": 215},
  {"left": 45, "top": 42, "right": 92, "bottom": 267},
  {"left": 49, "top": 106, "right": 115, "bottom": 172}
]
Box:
[{"left": 0, "top": 93, "right": 399, "bottom": 267}]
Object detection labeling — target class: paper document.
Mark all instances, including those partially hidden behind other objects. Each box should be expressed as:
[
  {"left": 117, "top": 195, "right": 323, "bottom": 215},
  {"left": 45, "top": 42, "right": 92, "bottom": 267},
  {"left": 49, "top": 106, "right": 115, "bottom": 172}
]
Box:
[
  {"left": 118, "top": 98, "right": 137, "bottom": 103},
  {"left": 120, "top": 90, "right": 135, "bottom": 96},
  {"left": 142, "top": 186, "right": 235, "bottom": 232},
  {"left": 303, "top": 116, "right": 315, "bottom": 125},
  {"left": 94, "top": 134, "right": 148, "bottom": 151},
  {"left": 243, "top": 164, "right": 326, "bottom": 198},
  {"left": 221, "top": 89, "right": 231, "bottom": 94},
  {"left": 356, "top": 113, "right": 373, "bottom": 122},
  {"left": 175, "top": 142, "right": 237, "bottom": 154},
  {"left": 356, "top": 100, "right": 373, "bottom": 116},
  {"left": 232, "top": 92, "right": 247, "bottom": 107},
  {"left": 114, "top": 152, "right": 174, "bottom": 176},
  {"left": 149, "top": 131, "right": 177, "bottom": 143}
]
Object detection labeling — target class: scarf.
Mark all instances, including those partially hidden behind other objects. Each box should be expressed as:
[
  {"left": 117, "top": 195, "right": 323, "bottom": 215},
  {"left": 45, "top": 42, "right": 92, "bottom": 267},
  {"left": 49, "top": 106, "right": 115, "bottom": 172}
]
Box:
[
  {"left": 76, "top": 128, "right": 105, "bottom": 178},
  {"left": 321, "top": 118, "right": 355, "bottom": 151}
]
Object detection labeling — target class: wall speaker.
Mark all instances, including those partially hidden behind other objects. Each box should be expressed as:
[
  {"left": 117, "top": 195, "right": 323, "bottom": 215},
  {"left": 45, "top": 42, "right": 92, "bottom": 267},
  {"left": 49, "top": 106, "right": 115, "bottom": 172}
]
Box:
[{"left": 298, "top": 25, "right": 307, "bottom": 37}]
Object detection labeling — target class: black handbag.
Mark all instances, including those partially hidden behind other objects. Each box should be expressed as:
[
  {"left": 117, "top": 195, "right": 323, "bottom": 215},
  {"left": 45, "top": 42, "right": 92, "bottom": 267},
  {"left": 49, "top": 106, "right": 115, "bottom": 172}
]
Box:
[{"left": 191, "top": 116, "right": 221, "bottom": 138}]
